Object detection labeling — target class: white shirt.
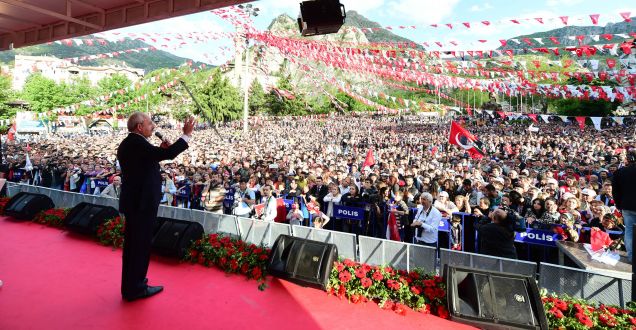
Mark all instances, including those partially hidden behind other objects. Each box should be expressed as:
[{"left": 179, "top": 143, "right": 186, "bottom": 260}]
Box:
[
  {"left": 413, "top": 205, "right": 442, "bottom": 244},
  {"left": 261, "top": 196, "right": 277, "bottom": 222},
  {"left": 323, "top": 193, "right": 342, "bottom": 217}
]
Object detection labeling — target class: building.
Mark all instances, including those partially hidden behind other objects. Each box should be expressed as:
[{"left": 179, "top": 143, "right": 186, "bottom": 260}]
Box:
[{"left": 12, "top": 55, "right": 144, "bottom": 90}]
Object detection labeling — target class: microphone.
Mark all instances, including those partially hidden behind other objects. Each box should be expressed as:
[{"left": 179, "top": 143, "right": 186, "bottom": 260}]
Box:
[{"left": 154, "top": 131, "right": 166, "bottom": 141}]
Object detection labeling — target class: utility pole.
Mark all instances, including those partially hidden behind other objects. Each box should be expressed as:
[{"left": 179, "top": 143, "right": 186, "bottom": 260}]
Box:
[{"left": 238, "top": 4, "right": 259, "bottom": 135}]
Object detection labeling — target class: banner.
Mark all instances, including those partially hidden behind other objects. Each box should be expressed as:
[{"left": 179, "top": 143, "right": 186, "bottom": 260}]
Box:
[
  {"left": 333, "top": 204, "right": 365, "bottom": 221},
  {"left": 515, "top": 228, "right": 561, "bottom": 247}
]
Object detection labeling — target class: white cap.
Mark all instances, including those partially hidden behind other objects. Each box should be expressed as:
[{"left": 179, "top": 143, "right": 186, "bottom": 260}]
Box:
[
  {"left": 439, "top": 191, "right": 449, "bottom": 198},
  {"left": 562, "top": 192, "right": 575, "bottom": 200},
  {"left": 547, "top": 178, "right": 559, "bottom": 185},
  {"left": 581, "top": 188, "right": 597, "bottom": 196}
]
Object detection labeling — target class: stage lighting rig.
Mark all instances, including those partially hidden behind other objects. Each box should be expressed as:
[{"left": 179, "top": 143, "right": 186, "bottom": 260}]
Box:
[{"left": 297, "top": 0, "right": 346, "bottom": 36}]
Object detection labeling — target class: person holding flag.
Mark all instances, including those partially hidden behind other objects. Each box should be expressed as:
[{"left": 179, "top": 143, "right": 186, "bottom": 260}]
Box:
[{"left": 448, "top": 121, "right": 486, "bottom": 159}]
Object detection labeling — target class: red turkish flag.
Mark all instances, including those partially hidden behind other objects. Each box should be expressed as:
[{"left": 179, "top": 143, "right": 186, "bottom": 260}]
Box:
[
  {"left": 448, "top": 121, "right": 485, "bottom": 159},
  {"left": 606, "top": 58, "right": 616, "bottom": 69},
  {"left": 527, "top": 114, "right": 538, "bottom": 123},
  {"left": 575, "top": 117, "right": 586, "bottom": 130},
  {"left": 560, "top": 16, "right": 569, "bottom": 25},
  {"left": 362, "top": 148, "right": 375, "bottom": 168},
  {"left": 549, "top": 36, "right": 560, "bottom": 45},
  {"left": 620, "top": 12, "right": 632, "bottom": 22}
]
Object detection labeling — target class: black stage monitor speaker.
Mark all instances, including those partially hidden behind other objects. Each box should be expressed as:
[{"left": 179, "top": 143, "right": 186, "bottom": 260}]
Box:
[
  {"left": 267, "top": 235, "right": 338, "bottom": 291},
  {"left": 4, "top": 192, "right": 54, "bottom": 220},
  {"left": 445, "top": 265, "right": 548, "bottom": 330},
  {"left": 298, "top": 0, "right": 346, "bottom": 36},
  {"left": 151, "top": 218, "right": 204, "bottom": 259},
  {"left": 64, "top": 202, "right": 119, "bottom": 235}
]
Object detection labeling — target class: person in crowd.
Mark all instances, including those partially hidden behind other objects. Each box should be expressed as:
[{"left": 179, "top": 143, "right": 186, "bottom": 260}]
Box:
[
  {"left": 308, "top": 176, "right": 329, "bottom": 208},
  {"left": 286, "top": 202, "right": 304, "bottom": 226},
  {"left": 100, "top": 175, "right": 122, "bottom": 199},
  {"left": 454, "top": 194, "right": 471, "bottom": 214},
  {"left": 411, "top": 193, "right": 441, "bottom": 248},
  {"left": 434, "top": 191, "right": 459, "bottom": 217},
  {"left": 203, "top": 173, "right": 225, "bottom": 214},
  {"left": 472, "top": 197, "right": 491, "bottom": 220},
  {"left": 612, "top": 151, "right": 636, "bottom": 261},
  {"left": 477, "top": 208, "right": 517, "bottom": 259},
  {"left": 524, "top": 198, "right": 545, "bottom": 225},
  {"left": 529, "top": 197, "right": 560, "bottom": 229},
  {"left": 597, "top": 182, "right": 615, "bottom": 208},
  {"left": 160, "top": 171, "right": 177, "bottom": 206},
  {"left": 323, "top": 183, "right": 342, "bottom": 221},
  {"left": 233, "top": 179, "right": 255, "bottom": 217},
  {"left": 257, "top": 184, "right": 277, "bottom": 222}
]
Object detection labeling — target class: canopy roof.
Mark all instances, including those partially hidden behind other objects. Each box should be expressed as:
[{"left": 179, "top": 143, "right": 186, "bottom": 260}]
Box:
[{"left": 0, "top": 0, "right": 248, "bottom": 50}]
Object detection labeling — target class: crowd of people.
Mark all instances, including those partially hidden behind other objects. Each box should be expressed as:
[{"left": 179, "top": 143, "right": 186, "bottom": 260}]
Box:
[{"left": 1, "top": 113, "right": 634, "bottom": 261}]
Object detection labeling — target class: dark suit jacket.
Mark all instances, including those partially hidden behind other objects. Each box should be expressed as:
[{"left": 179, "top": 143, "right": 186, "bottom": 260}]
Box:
[
  {"left": 308, "top": 184, "right": 329, "bottom": 203},
  {"left": 477, "top": 222, "right": 517, "bottom": 259},
  {"left": 613, "top": 165, "right": 636, "bottom": 211},
  {"left": 117, "top": 133, "right": 188, "bottom": 214}
]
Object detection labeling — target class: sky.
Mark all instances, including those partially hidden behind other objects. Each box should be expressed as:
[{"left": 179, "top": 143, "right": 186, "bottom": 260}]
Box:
[{"left": 100, "top": 0, "right": 636, "bottom": 65}]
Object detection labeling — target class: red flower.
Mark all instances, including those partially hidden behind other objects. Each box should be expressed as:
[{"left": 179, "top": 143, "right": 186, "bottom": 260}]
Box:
[
  {"left": 230, "top": 260, "right": 239, "bottom": 271},
  {"left": 549, "top": 307, "right": 564, "bottom": 319},
  {"left": 424, "top": 287, "right": 435, "bottom": 300},
  {"left": 361, "top": 264, "right": 371, "bottom": 273},
  {"left": 409, "top": 271, "right": 420, "bottom": 280},
  {"left": 337, "top": 285, "right": 346, "bottom": 299},
  {"left": 372, "top": 271, "right": 383, "bottom": 281},
  {"left": 410, "top": 286, "right": 421, "bottom": 295},
  {"left": 197, "top": 255, "right": 205, "bottom": 265},
  {"left": 354, "top": 267, "right": 367, "bottom": 279},
  {"left": 189, "top": 250, "right": 198, "bottom": 258},
  {"left": 384, "top": 266, "right": 393, "bottom": 274},
  {"left": 339, "top": 270, "right": 352, "bottom": 283},
  {"left": 393, "top": 302, "right": 407, "bottom": 316},
  {"left": 343, "top": 259, "right": 355, "bottom": 267},
  {"left": 219, "top": 257, "right": 227, "bottom": 266},
  {"left": 434, "top": 276, "right": 443, "bottom": 283},
  {"left": 434, "top": 287, "right": 445, "bottom": 299},
  {"left": 423, "top": 279, "right": 435, "bottom": 287},
  {"left": 436, "top": 305, "right": 449, "bottom": 319},
  {"left": 240, "top": 264, "right": 249, "bottom": 274},
  {"left": 259, "top": 254, "right": 269, "bottom": 261},
  {"left": 251, "top": 267, "right": 263, "bottom": 280},
  {"left": 254, "top": 247, "right": 263, "bottom": 254},
  {"left": 335, "top": 262, "right": 345, "bottom": 272},
  {"left": 599, "top": 313, "right": 616, "bottom": 327},
  {"left": 554, "top": 299, "right": 567, "bottom": 311},
  {"left": 630, "top": 317, "right": 636, "bottom": 326},
  {"left": 606, "top": 306, "right": 618, "bottom": 314},
  {"left": 350, "top": 294, "right": 362, "bottom": 304},
  {"left": 575, "top": 312, "right": 593, "bottom": 328},
  {"left": 419, "top": 304, "right": 431, "bottom": 314},
  {"left": 381, "top": 300, "right": 394, "bottom": 310},
  {"left": 361, "top": 277, "right": 372, "bottom": 288}
]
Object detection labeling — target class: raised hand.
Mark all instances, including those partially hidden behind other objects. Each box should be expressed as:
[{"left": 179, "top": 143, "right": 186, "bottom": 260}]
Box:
[{"left": 183, "top": 116, "right": 196, "bottom": 136}]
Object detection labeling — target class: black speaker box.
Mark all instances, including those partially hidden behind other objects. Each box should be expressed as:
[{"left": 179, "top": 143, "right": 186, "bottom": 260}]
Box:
[
  {"left": 4, "top": 192, "right": 54, "bottom": 220},
  {"left": 267, "top": 235, "right": 338, "bottom": 291},
  {"left": 445, "top": 265, "right": 548, "bottom": 330},
  {"left": 64, "top": 202, "right": 119, "bottom": 235},
  {"left": 151, "top": 218, "right": 204, "bottom": 259},
  {"left": 298, "top": 0, "right": 346, "bottom": 36}
]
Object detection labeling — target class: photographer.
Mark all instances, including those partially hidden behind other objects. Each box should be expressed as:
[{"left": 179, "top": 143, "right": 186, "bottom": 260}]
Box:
[{"left": 477, "top": 208, "right": 518, "bottom": 259}]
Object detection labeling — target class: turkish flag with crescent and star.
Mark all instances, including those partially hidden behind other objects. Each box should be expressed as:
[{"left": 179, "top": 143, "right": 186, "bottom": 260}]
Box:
[{"left": 448, "top": 121, "right": 485, "bottom": 159}]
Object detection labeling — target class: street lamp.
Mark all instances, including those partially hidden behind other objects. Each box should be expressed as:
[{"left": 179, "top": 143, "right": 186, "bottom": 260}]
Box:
[{"left": 238, "top": 4, "right": 259, "bottom": 134}]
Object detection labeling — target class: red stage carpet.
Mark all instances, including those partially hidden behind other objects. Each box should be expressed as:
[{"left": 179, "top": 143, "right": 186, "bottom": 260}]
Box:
[{"left": 0, "top": 217, "right": 475, "bottom": 330}]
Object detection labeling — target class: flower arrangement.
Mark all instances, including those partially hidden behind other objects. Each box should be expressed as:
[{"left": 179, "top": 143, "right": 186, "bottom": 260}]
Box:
[
  {"left": 97, "top": 216, "right": 125, "bottom": 248},
  {"left": 542, "top": 294, "right": 636, "bottom": 329},
  {"left": 0, "top": 196, "right": 11, "bottom": 215},
  {"left": 184, "top": 233, "right": 271, "bottom": 290},
  {"left": 32, "top": 208, "right": 69, "bottom": 228},
  {"left": 327, "top": 258, "right": 448, "bottom": 318}
]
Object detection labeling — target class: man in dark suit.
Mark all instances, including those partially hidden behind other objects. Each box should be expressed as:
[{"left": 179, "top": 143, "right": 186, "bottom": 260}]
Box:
[
  {"left": 118, "top": 112, "right": 195, "bottom": 301},
  {"left": 307, "top": 176, "right": 329, "bottom": 207},
  {"left": 612, "top": 150, "right": 636, "bottom": 262}
]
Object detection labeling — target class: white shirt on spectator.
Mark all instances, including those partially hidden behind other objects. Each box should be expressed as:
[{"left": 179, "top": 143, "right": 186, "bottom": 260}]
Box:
[{"left": 413, "top": 205, "right": 442, "bottom": 244}]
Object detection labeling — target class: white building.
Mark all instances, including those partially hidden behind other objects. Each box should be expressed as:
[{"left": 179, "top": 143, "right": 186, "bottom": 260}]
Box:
[{"left": 13, "top": 55, "right": 144, "bottom": 90}]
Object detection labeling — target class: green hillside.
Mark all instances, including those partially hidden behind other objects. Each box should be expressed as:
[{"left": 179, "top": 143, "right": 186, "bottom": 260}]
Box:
[{"left": 0, "top": 37, "right": 204, "bottom": 72}]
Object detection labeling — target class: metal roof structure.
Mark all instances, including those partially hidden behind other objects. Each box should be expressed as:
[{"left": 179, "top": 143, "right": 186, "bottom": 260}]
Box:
[{"left": 0, "top": 0, "right": 249, "bottom": 51}]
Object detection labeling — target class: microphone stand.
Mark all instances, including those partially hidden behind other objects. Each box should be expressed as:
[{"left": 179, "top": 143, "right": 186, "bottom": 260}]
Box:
[{"left": 179, "top": 80, "right": 221, "bottom": 138}]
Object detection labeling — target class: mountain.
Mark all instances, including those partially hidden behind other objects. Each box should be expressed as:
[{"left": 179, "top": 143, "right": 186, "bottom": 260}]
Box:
[
  {"left": 0, "top": 37, "right": 203, "bottom": 72},
  {"left": 344, "top": 10, "right": 424, "bottom": 49},
  {"left": 504, "top": 17, "right": 636, "bottom": 48}
]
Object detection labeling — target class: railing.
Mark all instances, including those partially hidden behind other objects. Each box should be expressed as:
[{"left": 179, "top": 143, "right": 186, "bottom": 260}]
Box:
[
  {"left": 6, "top": 182, "right": 631, "bottom": 305},
  {"left": 539, "top": 262, "right": 632, "bottom": 307}
]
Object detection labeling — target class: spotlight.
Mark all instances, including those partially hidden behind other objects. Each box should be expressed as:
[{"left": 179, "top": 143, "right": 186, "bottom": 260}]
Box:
[{"left": 298, "top": 0, "right": 346, "bottom": 37}]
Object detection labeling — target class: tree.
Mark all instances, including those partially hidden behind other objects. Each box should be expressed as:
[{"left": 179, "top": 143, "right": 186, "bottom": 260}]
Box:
[
  {"left": 97, "top": 73, "right": 134, "bottom": 114},
  {"left": 20, "top": 73, "right": 66, "bottom": 113},
  {"left": 192, "top": 69, "right": 242, "bottom": 123},
  {"left": 248, "top": 79, "right": 267, "bottom": 115},
  {"left": 0, "top": 74, "right": 16, "bottom": 119},
  {"left": 265, "top": 75, "right": 306, "bottom": 115}
]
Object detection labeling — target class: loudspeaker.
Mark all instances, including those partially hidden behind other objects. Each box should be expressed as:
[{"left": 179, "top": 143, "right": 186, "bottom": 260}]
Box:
[
  {"left": 4, "top": 192, "right": 54, "bottom": 220},
  {"left": 297, "top": 0, "right": 346, "bottom": 36},
  {"left": 151, "top": 218, "right": 204, "bottom": 259},
  {"left": 267, "top": 235, "right": 338, "bottom": 291},
  {"left": 445, "top": 265, "right": 548, "bottom": 330},
  {"left": 64, "top": 202, "right": 119, "bottom": 235}
]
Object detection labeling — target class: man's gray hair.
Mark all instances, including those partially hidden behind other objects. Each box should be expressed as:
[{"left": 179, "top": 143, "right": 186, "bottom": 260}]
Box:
[
  {"left": 127, "top": 112, "right": 147, "bottom": 132},
  {"left": 420, "top": 192, "right": 433, "bottom": 202}
]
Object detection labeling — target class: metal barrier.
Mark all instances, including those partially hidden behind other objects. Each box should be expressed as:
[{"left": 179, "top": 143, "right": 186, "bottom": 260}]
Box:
[
  {"left": 7, "top": 182, "right": 632, "bottom": 306},
  {"left": 539, "top": 262, "right": 632, "bottom": 307},
  {"left": 291, "top": 225, "right": 357, "bottom": 260},
  {"left": 237, "top": 217, "right": 291, "bottom": 247},
  {"left": 358, "top": 236, "right": 436, "bottom": 273},
  {"left": 440, "top": 248, "right": 537, "bottom": 278}
]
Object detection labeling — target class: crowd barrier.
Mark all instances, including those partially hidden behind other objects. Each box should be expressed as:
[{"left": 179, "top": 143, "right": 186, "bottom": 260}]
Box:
[
  {"left": 358, "top": 236, "right": 437, "bottom": 273},
  {"left": 539, "top": 262, "right": 631, "bottom": 307},
  {"left": 5, "top": 183, "right": 631, "bottom": 305}
]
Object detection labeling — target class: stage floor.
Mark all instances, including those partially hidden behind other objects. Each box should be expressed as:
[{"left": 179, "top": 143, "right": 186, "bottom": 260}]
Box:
[{"left": 0, "top": 217, "right": 475, "bottom": 330}]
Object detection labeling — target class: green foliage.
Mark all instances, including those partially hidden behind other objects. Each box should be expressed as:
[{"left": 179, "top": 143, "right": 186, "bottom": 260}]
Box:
[
  {"left": 192, "top": 69, "right": 242, "bottom": 123},
  {"left": 97, "top": 73, "right": 135, "bottom": 115},
  {"left": 248, "top": 79, "right": 267, "bottom": 115},
  {"left": 0, "top": 74, "right": 16, "bottom": 119},
  {"left": 548, "top": 98, "right": 618, "bottom": 117},
  {"left": 266, "top": 75, "right": 307, "bottom": 115},
  {"left": 20, "top": 73, "right": 68, "bottom": 113}
]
